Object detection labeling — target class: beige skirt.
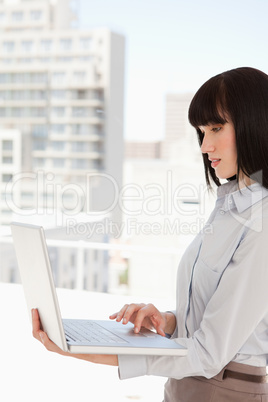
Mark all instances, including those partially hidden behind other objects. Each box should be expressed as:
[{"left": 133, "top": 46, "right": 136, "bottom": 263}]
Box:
[{"left": 164, "top": 362, "right": 268, "bottom": 402}]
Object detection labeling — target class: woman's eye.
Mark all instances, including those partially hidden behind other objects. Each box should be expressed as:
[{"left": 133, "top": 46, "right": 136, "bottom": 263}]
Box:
[{"left": 211, "top": 127, "right": 221, "bottom": 133}]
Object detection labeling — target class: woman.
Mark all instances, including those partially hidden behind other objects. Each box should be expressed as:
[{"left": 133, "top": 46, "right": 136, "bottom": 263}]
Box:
[{"left": 32, "top": 67, "right": 268, "bottom": 401}]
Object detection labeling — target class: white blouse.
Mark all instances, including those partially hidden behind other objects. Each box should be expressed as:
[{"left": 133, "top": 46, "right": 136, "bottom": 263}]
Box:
[{"left": 118, "top": 181, "right": 268, "bottom": 381}]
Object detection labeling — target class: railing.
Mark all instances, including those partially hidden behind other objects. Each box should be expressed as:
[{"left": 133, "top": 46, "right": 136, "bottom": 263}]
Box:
[{"left": 0, "top": 234, "right": 184, "bottom": 297}]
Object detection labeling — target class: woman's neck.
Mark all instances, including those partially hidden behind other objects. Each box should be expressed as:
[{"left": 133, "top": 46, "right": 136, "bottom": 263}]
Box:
[{"left": 238, "top": 174, "right": 256, "bottom": 189}]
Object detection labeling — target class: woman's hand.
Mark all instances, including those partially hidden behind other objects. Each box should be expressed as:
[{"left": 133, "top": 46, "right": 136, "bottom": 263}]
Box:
[
  {"left": 32, "top": 309, "right": 118, "bottom": 366},
  {"left": 32, "top": 308, "right": 67, "bottom": 355},
  {"left": 109, "top": 303, "right": 176, "bottom": 337}
]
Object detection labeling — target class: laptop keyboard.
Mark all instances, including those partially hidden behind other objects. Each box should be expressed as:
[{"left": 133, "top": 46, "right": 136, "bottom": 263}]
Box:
[{"left": 63, "top": 320, "right": 128, "bottom": 344}]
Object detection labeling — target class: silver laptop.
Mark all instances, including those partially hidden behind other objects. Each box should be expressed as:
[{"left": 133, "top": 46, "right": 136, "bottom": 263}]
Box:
[{"left": 11, "top": 222, "right": 187, "bottom": 356}]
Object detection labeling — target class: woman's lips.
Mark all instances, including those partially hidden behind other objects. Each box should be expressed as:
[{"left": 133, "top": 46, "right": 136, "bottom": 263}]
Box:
[{"left": 211, "top": 159, "right": 221, "bottom": 168}]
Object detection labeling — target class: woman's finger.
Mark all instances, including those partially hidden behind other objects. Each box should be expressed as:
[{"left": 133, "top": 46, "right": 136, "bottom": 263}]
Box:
[
  {"left": 115, "top": 304, "right": 130, "bottom": 321},
  {"left": 121, "top": 303, "right": 146, "bottom": 324},
  {"left": 109, "top": 312, "right": 119, "bottom": 320},
  {"left": 133, "top": 304, "right": 155, "bottom": 332},
  {"left": 109, "top": 304, "right": 131, "bottom": 322},
  {"left": 133, "top": 304, "right": 165, "bottom": 336},
  {"left": 32, "top": 308, "right": 42, "bottom": 339},
  {"left": 110, "top": 304, "right": 146, "bottom": 324}
]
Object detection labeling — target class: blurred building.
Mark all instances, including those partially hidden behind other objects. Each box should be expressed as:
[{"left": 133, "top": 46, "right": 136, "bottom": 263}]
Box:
[
  {"left": 125, "top": 141, "right": 161, "bottom": 160},
  {"left": 0, "top": 0, "right": 125, "bottom": 294},
  {"left": 0, "top": 0, "right": 78, "bottom": 31},
  {"left": 123, "top": 93, "right": 216, "bottom": 298},
  {"left": 0, "top": 217, "right": 110, "bottom": 292},
  {"left": 161, "top": 93, "right": 200, "bottom": 162},
  {"left": 125, "top": 93, "right": 199, "bottom": 163},
  {"left": 0, "top": 0, "right": 125, "bottom": 225},
  {"left": 0, "top": 129, "right": 22, "bottom": 222}
]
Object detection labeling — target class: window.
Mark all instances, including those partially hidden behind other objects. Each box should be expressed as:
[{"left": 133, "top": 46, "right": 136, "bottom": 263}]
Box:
[
  {"left": 52, "top": 141, "right": 65, "bottom": 151},
  {"left": 33, "top": 139, "right": 46, "bottom": 151},
  {"left": 51, "top": 124, "right": 65, "bottom": 134},
  {"left": 40, "top": 39, "right": 52, "bottom": 52},
  {"left": 11, "top": 73, "right": 27, "bottom": 84},
  {"left": 53, "top": 158, "right": 65, "bottom": 168},
  {"left": 32, "top": 125, "right": 48, "bottom": 137},
  {"left": 2, "top": 174, "right": 13, "bottom": 183},
  {"left": 0, "top": 73, "right": 7, "bottom": 83},
  {"left": 31, "top": 90, "right": 46, "bottom": 100},
  {"left": 1, "top": 209, "right": 12, "bottom": 217},
  {"left": 95, "top": 108, "right": 104, "bottom": 117},
  {"left": 21, "top": 192, "right": 33, "bottom": 201},
  {"left": 2, "top": 140, "right": 13, "bottom": 151},
  {"left": 31, "top": 72, "right": 47, "bottom": 84},
  {"left": 80, "top": 56, "right": 92, "bottom": 63},
  {"left": 58, "top": 57, "right": 72, "bottom": 63},
  {"left": 40, "top": 57, "right": 51, "bottom": 63},
  {"left": 73, "top": 71, "right": 86, "bottom": 83},
  {"left": 3, "top": 41, "right": 15, "bottom": 53},
  {"left": 94, "top": 249, "right": 98, "bottom": 261},
  {"left": 0, "top": 13, "right": 6, "bottom": 24},
  {"left": 30, "top": 10, "right": 42, "bottom": 20},
  {"left": 72, "top": 142, "right": 87, "bottom": 152},
  {"left": 19, "top": 58, "right": 33, "bottom": 64},
  {"left": 72, "top": 124, "right": 98, "bottom": 135},
  {"left": 51, "top": 90, "right": 66, "bottom": 99},
  {"left": 31, "top": 108, "right": 46, "bottom": 117},
  {"left": 92, "top": 159, "right": 101, "bottom": 169},
  {"left": 73, "top": 90, "right": 86, "bottom": 100},
  {"left": 12, "top": 90, "right": 29, "bottom": 100},
  {"left": 2, "top": 156, "right": 13, "bottom": 164},
  {"left": 33, "top": 158, "right": 45, "bottom": 168},
  {"left": 72, "top": 124, "right": 86, "bottom": 135},
  {"left": 60, "top": 39, "right": 72, "bottom": 51},
  {"left": 12, "top": 11, "right": 23, "bottom": 22},
  {"left": 72, "top": 159, "right": 89, "bottom": 169},
  {"left": 21, "top": 40, "right": 33, "bottom": 52},
  {"left": 12, "top": 107, "right": 25, "bottom": 118},
  {"left": 51, "top": 107, "right": 65, "bottom": 118},
  {"left": 91, "top": 142, "right": 101, "bottom": 152},
  {"left": 52, "top": 72, "right": 66, "bottom": 84},
  {"left": 2, "top": 58, "right": 12, "bottom": 64},
  {"left": 96, "top": 89, "right": 104, "bottom": 100},
  {"left": 72, "top": 107, "right": 90, "bottom": 117},
  {"left": 80, "top": 37, "right": 92, "bottom": 50},
  {"left": 70, "top": 253, "right": 76, "bottom": 267}
]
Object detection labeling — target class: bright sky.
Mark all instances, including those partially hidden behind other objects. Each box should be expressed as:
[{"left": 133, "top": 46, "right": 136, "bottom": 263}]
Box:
[{"left": 79, "top": 0, "right": 268, "bottom": 141}]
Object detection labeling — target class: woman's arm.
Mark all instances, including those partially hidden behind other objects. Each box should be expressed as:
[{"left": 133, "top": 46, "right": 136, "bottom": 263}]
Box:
[{"left": 32, "top": 309, "right": 118, "bottom": 366}]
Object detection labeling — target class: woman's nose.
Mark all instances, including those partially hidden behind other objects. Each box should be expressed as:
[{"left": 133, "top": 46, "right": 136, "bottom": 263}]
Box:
[{"left": 200, "top": 134, "right": 215, "bottom": 154}]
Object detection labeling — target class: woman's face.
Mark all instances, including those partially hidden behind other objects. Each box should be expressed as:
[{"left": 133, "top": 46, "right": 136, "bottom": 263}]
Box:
[{"left": 199, "top": 121, "right": 238, "bottom": 180}]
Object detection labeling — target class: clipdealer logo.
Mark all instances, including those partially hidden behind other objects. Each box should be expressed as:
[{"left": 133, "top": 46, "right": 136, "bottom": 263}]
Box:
[
  {"left": 4, "top": 170, "right": 209, "bottom": 226},
  {"left": 65, "top": 217, "right": 213, "bottom": 239}
]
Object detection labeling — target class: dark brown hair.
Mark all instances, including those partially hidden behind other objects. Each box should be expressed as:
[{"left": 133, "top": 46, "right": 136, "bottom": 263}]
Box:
[{"left": 188, "top": 67, "right": 268, "bottom": 189}]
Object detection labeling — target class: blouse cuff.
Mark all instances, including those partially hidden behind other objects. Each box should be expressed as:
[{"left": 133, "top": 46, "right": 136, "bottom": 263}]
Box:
[
  {"left": 166, "top": 310, "right": 178, "bottom": 339},
  {"left": 118, "top": 354, "right": 147, "bottom": 380}
]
